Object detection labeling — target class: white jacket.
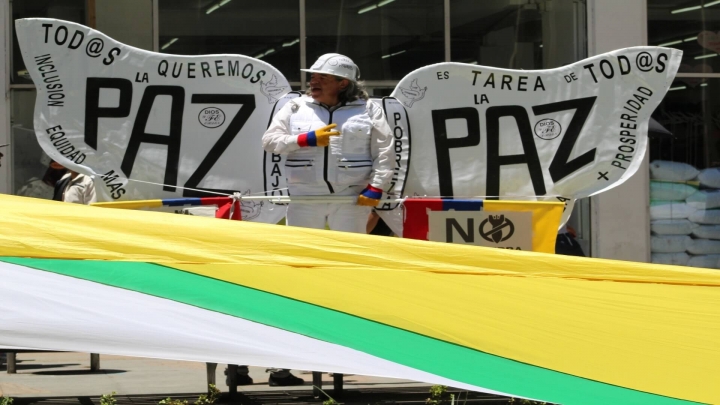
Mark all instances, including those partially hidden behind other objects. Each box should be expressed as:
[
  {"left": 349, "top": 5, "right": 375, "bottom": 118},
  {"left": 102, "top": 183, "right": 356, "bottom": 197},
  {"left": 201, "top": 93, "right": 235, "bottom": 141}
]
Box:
[
  {"left": 58, "top": 172, "right": 97, "bottom": 204},
  {"left": 263, "top": 96, "right": 394, "bottom": 195}
]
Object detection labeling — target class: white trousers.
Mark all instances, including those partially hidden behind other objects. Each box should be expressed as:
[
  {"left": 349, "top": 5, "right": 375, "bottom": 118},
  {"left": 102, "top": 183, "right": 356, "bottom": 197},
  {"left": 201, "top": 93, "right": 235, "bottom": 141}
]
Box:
[{"left": 287, "top": 202, "right": 371, "bottom": 233}]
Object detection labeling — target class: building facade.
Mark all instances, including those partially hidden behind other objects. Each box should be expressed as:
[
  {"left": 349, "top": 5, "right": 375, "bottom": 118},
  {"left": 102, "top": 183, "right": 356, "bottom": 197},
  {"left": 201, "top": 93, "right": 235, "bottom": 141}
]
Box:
[{"left": 2, "top": 0, "right": 712, "bottom": 264}]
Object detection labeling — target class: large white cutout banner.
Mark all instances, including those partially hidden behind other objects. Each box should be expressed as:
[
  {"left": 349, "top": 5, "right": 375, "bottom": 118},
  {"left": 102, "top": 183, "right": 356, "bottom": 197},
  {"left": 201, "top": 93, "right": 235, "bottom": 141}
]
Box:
[
  {"left": 392, "top": 49, "right": 681, "bottom": 205},
  {"left": 16, "top": 18, "right": 681, "bottom": 230},
  {"left": 16, "top": 18, "right": 290, "bottom": 223}
]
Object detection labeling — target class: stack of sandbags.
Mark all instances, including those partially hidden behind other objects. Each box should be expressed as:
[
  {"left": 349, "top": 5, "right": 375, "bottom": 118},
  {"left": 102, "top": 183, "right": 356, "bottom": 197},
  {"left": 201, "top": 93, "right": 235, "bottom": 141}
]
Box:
[
  {"left": 685, "top": 167, "right": 720, "bottom": 268},
  {"left": 650, "top": 160, "right": 720, "bottom": 269},
  {"left": 650, "top": 203, "right": 696, "bottom": 267}
]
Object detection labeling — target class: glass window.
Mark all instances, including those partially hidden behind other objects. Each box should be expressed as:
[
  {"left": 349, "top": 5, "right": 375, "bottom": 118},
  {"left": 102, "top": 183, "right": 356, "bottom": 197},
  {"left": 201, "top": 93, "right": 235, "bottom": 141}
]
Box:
[
  {"left": 648, "top": 79, "right": 720, "bottom": 268},
  {"left": 158, "top": 0, "right": 301, "bottom": 82},
  {"left": 305, "top": 0, "right": 445, "bottom": 81},
  {"left": 452, "top": 1, "right": 542, "bottom": 68},
  {"left": 11, "top": 0, "right": 86, "bottom": 85},
  {"left": 11, "top": 90, "right": 67, "bottom": 200},
  {"left": 10, "top": 1, "right": 83, "bottom": 198},
  {"left": 451, "top": 0, "right": 585, "bottom": 69},
  {"left": 648, "top": 1, "right": 720, "bottom": 268},
  {"left": 648, "top": 0, "right": 720, "bottom": 74},
  {"left": 650, "top": 79, "right": 720, "bottom": 170}
]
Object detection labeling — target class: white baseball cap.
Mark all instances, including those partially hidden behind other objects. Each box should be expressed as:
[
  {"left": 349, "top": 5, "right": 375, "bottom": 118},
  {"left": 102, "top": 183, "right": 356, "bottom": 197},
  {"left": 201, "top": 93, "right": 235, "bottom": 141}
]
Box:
[{"left": 301, "top": 53, "right": 360, "bottom": 82}]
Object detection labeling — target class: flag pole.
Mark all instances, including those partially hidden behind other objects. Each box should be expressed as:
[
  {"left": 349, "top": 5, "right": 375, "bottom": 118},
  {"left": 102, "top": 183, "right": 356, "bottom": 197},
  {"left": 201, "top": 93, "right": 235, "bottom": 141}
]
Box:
[{"left": 91, "top": 196, "right": 406, "bottom": 209}]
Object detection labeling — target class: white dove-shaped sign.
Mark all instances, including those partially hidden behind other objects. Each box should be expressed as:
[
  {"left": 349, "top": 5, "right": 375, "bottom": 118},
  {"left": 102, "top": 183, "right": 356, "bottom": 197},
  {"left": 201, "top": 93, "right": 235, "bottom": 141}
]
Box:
[
  {"left": 376, "top": 49, "right": 681, "bottom": 232},
  {"left": 15, "top": 18, "right": 290, "bottom": 223}
]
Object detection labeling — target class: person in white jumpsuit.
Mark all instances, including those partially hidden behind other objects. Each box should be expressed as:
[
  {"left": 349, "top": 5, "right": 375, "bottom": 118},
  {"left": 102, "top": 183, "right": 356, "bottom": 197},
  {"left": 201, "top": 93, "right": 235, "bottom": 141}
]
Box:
[{"left": 263, "top": 53, "right": 394, "bottom": 233}]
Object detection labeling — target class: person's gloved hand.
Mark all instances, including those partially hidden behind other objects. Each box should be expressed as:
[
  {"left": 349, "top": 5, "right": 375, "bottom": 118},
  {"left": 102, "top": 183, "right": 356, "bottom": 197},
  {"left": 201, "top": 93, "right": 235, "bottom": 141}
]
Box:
[
  {"left": 357, "top": 185, "right": 383, "bottom": 206},
  {"left": 297, "top": 123, "right": 340, "bottom": 147}
]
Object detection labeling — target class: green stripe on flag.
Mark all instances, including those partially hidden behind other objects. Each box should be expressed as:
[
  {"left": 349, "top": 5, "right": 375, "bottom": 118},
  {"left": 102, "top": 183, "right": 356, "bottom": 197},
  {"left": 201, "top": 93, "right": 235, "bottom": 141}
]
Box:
[{"left": 1, "top": 257, "right": 702, "bottom": 405}]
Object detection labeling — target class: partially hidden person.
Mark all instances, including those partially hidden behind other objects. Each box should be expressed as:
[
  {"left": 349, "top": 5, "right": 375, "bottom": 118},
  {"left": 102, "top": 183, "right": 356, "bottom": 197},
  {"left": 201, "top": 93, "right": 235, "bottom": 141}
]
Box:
[
  {"left": 18, "top": 152, "right": 68, "bottom": 199},
  {"left": 53, "top": 163, "right": 96, "bottom": 204},
  {"left": 555, "top": 224, "right": 585, "bottom": 256}
]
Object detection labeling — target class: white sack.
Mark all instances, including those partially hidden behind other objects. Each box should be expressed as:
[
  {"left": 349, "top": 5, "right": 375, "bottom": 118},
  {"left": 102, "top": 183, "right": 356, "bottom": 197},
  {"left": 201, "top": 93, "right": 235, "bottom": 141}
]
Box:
[
  {"left": 651, "top": 219, "right": 697, "bottom": 235},
  {"left": 692, "top": 225, "right": 720, "bottom": 240},
  {"left": 686, "top": 239, "right": 720, "bottom": 255},
  {"left": 689, "top": 209, "right": 720, "bottom": 225},
  {"left": 651, "top": 252, "right": 690, "bottom": 266},
  {"left": 649, "top": 160, "right": 699, "bottom": 182},
  {"left": 687, "top": 254, "right": 720, "bottom": 269},
  {"left": 686, "top": 189, "right": 720, "bottom": 209},
  {"left": 650, "top": 235, "right": 692, "bottom": 253},
  {"left": 650, "top": 201, "right": 696, "bottom": 220},
  {"left": 697, "top": 168, "right": 720, "bottom": 188},
  {"left": 650, "top": 181, "right": 697, "bottom": 201}
]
